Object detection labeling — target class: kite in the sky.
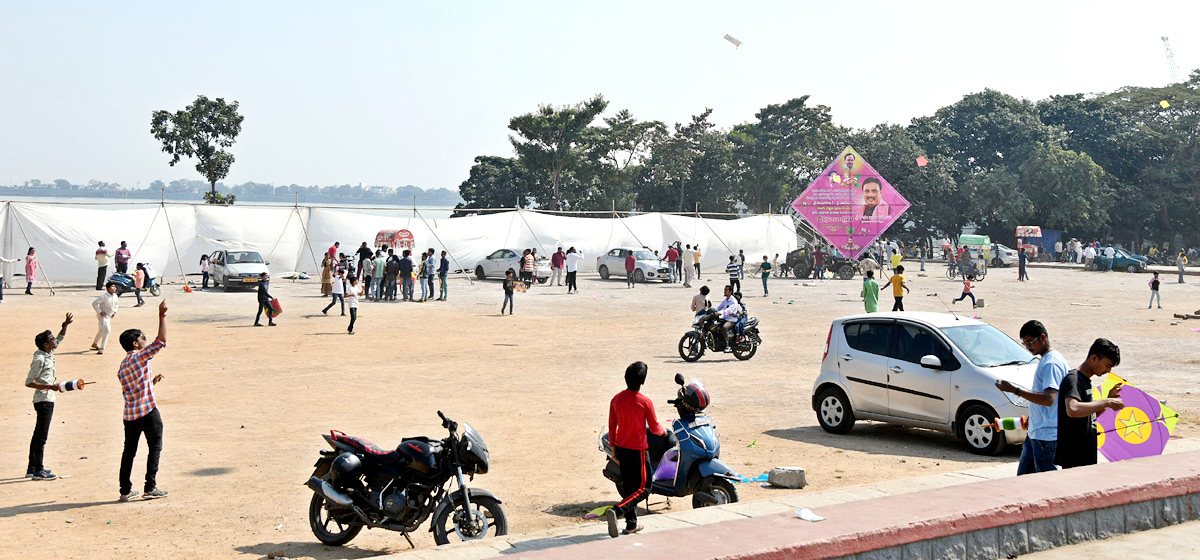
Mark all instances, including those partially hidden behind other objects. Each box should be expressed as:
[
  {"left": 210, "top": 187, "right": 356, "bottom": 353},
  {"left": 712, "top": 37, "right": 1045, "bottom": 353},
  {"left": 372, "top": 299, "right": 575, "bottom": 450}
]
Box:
[{"left": 724, "top": 34, "right": 742, "bottom": 48}]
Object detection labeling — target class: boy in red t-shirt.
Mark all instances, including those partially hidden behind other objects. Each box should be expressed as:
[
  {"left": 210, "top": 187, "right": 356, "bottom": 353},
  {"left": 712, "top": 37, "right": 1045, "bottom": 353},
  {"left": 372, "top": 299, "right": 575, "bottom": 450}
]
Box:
[{"left": 606, "top": 361, "right": 665, "bottom": 537}]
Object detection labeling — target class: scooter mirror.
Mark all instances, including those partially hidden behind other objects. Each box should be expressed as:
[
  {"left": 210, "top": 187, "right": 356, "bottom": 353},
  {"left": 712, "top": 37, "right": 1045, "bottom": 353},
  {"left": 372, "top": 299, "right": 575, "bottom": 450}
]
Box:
[{"left": 674, "top": 373, "right": 685, "bottom": 386}]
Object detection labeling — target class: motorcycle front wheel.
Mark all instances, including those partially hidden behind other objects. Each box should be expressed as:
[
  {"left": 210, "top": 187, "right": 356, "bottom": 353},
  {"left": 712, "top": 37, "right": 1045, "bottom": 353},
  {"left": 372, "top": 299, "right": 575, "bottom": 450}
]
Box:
[
  {"left": 678, "top": 332, "right": 704, "bottom": 362},
  {"left": 433, "top": 494, "right": 508, "bottom": 546},
  {"left": 732, "top": 342, "right": 757, "bottom": 361},
  {"left": 309, "top": 493, "right": 363, "bottom": 546},
  {"left": 693, "top": 477, "right": 739, "bottom": 508}
]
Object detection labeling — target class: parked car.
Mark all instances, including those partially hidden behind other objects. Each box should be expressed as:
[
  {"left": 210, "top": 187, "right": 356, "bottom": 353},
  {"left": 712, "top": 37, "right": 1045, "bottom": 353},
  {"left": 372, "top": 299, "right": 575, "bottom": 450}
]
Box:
[
  {"left": 811, "top": 312, "right": 1036, "bottom": 455},
  {"left": 209, "top": 250, "right": 270, "bottom": 292},
  {"left": 596, "top": 248, "right": 670, "bottom": 283},
  {"left": 1092, "top": 248, "right": 1149, "bottom": 273},
  {"left": 473, "top": 249, "right": 551, "bottom": 282},
  {"left": 990, "top": 244, "right": 1019, "bottom": 267}
]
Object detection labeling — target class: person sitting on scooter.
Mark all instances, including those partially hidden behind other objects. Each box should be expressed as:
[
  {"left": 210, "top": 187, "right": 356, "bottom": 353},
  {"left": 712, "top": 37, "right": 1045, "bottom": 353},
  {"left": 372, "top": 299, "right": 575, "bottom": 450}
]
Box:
[{"left": 605, "top": 361, "right": 665, "bottom": 539}]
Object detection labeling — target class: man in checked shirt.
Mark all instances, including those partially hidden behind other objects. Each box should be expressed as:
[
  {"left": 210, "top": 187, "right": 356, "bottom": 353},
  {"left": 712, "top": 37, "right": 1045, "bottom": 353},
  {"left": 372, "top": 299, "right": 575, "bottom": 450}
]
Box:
[{"left": 116, "top": 300, "right": 170, "bottom": 502}]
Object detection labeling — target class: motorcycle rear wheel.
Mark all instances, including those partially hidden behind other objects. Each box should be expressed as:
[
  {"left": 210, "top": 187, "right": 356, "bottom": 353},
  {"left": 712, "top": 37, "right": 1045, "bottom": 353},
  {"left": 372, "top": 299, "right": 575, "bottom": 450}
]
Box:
[
  {"left": 309, "top": 493, "right": 363, "bottom": 546},
  {"left": 433, "top": 494, "right": 508, "bottom": 545},
  {"left": 678, "top": 332, "right": 704, "bottom": 362},
  {"left": 732, "top": 342, "right": 757, "bottom": 361}
]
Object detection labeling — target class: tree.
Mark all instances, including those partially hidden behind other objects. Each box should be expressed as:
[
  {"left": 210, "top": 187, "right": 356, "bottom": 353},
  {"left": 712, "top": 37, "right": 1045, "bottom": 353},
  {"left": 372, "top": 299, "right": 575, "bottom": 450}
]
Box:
[
  {"left": 151, "top": 95, "right": 244, "bottom": 204},
  {"left": 453, "top": 156, "right": 546, "bottom": 216},
  {"left": 580, "top": 109, "right": 666, "bottom": 211},
  {"left": 509, "top": 95, "right": 608, "bottom": 210},
  {"left": 730, "top": 96, "right": 836, "bottom": 213},
  {"left": 1020, "top": 143, "right": 1112, "bottom": 234},
  {"left": 848, "top": 125, "right": 960, "bottom": 241}
]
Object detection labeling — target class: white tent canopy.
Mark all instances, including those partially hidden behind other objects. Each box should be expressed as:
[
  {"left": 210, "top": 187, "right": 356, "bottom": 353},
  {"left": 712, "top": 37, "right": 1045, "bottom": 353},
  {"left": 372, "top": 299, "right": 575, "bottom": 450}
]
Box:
[{"left": 1, "top": 202, "right": 798, "bottom": 285}]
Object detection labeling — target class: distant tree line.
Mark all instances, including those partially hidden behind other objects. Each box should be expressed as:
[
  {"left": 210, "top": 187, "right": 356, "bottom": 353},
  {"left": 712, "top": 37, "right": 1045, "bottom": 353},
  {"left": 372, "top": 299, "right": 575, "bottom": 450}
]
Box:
[{"left": 455, "top": 71, "right": 1200, "bottom": 246}]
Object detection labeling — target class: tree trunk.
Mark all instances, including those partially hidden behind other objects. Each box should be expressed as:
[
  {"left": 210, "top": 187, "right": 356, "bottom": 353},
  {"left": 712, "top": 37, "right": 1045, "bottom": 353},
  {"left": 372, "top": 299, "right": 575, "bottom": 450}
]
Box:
[
  {"left": 677, "top": 177, "right": 685, "bottom": 213},
  {"left": 210, "top": 181, "right": 217, "bottom": 198}
]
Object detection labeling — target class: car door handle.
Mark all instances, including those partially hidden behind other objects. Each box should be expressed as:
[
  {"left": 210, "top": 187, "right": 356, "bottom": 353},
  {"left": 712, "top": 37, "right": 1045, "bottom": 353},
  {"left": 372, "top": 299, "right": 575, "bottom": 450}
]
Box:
[
  {"left": 840, "top": 354, "right": 853, "bottom": 361},
  {"left": 890, "top": 366, "right": 904, "bottom": 373}
]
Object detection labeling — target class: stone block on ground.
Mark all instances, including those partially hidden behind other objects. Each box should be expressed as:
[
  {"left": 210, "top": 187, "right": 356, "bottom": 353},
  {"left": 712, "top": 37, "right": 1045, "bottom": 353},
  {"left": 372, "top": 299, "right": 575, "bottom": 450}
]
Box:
[{"left": 767, "top": 466, "right": 807, "bottom": 489}]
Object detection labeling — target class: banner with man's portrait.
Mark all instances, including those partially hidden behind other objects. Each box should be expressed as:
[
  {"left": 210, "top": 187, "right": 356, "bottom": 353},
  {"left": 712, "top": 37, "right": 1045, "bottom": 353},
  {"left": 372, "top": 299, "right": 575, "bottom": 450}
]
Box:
[{"left": 789, "top": 146, "right": 910, "bottom": 260}]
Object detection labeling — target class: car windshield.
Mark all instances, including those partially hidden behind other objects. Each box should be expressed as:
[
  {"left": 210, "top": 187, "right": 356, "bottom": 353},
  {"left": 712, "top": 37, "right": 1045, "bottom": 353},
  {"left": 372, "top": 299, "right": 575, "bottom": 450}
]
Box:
[
  {"left": 228, "top": 252, "right": 264, "bottom": 264},
  {"left": 940, "top": 323, "right": 1033, "bottom": 367},
  {"left": 633, "top": 250, "right": 656, "bottom": 260}
]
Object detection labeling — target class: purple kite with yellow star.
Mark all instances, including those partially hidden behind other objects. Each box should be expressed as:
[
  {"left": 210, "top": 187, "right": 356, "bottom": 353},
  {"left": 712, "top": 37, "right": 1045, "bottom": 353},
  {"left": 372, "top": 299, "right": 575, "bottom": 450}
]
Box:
[{"left": 1095, "top": 373, "right": 1179, "bottom": 462}]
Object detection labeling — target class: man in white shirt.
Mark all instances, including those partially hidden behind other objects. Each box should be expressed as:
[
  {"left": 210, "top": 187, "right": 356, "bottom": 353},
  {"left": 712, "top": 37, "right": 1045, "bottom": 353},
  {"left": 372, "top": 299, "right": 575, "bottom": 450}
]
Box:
[
  {"left": 91, "top": 281, "right": 119, "bottom": 354},
  {"left": 681, "top": 245, "right": 695, "bottom": 288},
  {"left": 1054, "top": 240, "right": 1063, "bottom": 260},
  {"left": 1103, "top": 246, "right": 1116, "bottom": 272},
  {"left": 564, "top": 247, "right": 583, "bottom": 294},
  {"left": 713, "top": 285, "right": 738, "bottom": 343},
  {"left": 1083, "top": 244, "right": 1096, "bottom": 269}
]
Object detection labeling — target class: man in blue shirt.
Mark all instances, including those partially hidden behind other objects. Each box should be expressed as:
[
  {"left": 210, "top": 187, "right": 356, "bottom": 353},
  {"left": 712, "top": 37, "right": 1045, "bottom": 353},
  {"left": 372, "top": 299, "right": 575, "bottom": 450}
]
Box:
[
  {"left": 437, "top": 251, "right": 450, "bottom": 301},
  {"left": 997, "top": 320, "right": 1068, "bottom": 475}
]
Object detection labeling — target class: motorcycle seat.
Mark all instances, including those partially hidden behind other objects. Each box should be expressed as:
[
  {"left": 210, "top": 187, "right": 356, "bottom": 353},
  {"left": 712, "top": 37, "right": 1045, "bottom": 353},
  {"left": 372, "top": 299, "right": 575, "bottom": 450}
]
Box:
[
  {"left": 745, "top": 317, "right": 759, "bottom": 328},
  {"left": 330, "top": 431, "right": 399, "bottom": 461}
]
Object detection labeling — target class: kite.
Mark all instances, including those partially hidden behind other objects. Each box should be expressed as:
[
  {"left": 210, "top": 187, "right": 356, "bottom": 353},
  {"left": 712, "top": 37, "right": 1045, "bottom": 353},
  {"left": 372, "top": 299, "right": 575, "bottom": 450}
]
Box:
[
  {"left": 723, "top": 34, "right": 742, "bottom": 48},
  {"left": 1095, "top": 373, "right": 1178, "bottom": 462},
  {"left": 916, "top": 156, "right": 928, "bottom": 167},
  {"left": 789, "top": 146, "right": 911, "bottom": 260},
  {"left": 1160, "top": 100, "right": 1171, "bottom": 108}
]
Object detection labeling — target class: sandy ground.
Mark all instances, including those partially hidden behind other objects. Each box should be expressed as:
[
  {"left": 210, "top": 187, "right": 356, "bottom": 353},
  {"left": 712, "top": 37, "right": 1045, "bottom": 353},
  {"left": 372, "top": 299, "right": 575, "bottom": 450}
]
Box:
[{"left": 3, "top": 265, "right": 1199, "bottom": 560}]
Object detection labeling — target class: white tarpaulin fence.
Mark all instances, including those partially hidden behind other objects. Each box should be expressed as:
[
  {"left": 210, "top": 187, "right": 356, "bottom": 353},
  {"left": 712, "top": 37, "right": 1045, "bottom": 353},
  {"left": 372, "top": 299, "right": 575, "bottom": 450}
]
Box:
[{"left": 0, "top": 202, "right": 797, "bottom": 285}]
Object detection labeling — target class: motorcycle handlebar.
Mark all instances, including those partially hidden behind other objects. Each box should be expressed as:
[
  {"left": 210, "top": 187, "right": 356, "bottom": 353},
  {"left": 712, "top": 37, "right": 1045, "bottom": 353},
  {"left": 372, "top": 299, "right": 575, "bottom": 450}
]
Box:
[{"left": 437, "top": 410, "right": 457, "bottom": 433}]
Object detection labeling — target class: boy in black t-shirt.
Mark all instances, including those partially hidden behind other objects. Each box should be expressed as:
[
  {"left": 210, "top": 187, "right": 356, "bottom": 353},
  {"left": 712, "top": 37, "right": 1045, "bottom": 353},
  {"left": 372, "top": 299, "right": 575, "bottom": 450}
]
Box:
[
  {"left": 501, "top": 271, "right": 515, "bottom": 315},
  {"left": 1056, "top": 338, "right": 1126, "bottom": 469}
]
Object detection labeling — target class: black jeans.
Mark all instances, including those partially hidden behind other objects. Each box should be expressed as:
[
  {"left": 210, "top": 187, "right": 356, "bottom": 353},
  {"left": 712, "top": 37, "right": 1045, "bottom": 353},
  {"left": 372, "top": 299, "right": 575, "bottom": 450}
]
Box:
[
  {"left": 363, "top": 276, "right": 372, "bottom": 298},
  {"left": 120, "top": 408, "right": 163, "bottom": 494},
  {"left": 256, "top": 299, "right": 274, "bottom": 324},
  {"left": 27, "top": 401, "right": 54, "bottom": 474},
  {"left": 729, "top": 278, "right": 740, "bottom": 292},
  {"left": 96, "top": 266, "right": 107, "bottom": 290},
  {"left": 116, "top": 262, "right": 128, "bottom": 274},
  {"left": 893, "top": 296, "right": 905, "bottom": 311},
  {"left": 202, "top": 271, "right": 209, "bottom": 289},
  {"left": 348, "top": 307, "right": 357, "bottom": 332},
  {"left": 613, "top": 446, "right": 651, "bottom": 529},
  {"left": 323, "top": 293, "right": 345, "bottom": 315},
  {"left": 566, "top": 270, "right": 577, "bottom": 292}
]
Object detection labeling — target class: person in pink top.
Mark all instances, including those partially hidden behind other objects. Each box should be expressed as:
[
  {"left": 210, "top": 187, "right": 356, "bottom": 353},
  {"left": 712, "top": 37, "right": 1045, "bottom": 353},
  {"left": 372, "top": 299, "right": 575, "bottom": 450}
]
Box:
[
  {"left": 134, "top": 263, "right": 147, "bottom": 307},
  {"left": 24, "top": 247, "right": 39, "bottom": 295},
  {"left": 550, "top": 247, "right": 565, "bottom": 286},
  {"left": 952, "top": 275, "right": 976, "bottom": 307}
]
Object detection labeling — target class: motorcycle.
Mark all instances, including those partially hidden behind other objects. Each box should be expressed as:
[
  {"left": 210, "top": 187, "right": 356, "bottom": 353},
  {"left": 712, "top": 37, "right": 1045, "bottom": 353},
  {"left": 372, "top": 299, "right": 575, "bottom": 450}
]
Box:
[
  {"left": 305, "top": 411, "right": 507, "bottom": 547},
  {"left": 599, "top": 373, "right": 739, "bottom": 508},
  {"left": 108, "top": 272, "right": 161, "bottom": 297},
  {"left": 678, "top": 310, "right": 761, "bottom": 362}
]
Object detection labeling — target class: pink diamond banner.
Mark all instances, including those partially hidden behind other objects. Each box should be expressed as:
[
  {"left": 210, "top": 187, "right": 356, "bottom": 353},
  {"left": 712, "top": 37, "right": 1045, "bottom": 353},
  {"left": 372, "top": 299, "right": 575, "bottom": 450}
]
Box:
[{"left": 790, "top": 146, "right": 910, "bottom": 260}]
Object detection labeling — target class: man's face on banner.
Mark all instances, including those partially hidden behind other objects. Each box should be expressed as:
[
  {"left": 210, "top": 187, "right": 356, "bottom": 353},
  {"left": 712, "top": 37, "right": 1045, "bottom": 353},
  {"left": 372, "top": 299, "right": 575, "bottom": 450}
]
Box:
[
  {"left": 843, "top": 154, "right": 855, "bottom": 170},
  {"left": 862, "top": 180, "right": 881, "bottom": 207}
]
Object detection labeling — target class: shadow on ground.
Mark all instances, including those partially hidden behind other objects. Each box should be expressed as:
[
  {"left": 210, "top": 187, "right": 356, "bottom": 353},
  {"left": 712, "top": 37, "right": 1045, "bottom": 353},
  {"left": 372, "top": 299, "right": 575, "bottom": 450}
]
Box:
[
  {"left": 541, "top": 500, "right": 611, "bottom": 518},
  {"left": 764, "top": 424, "right": 1020, "bottom": 462},
  {"left": 0, "top": 500, "right": 115, "bottom": 518},
  {"left": 234, "top": 542, "right": 384, "bottom": 560}
]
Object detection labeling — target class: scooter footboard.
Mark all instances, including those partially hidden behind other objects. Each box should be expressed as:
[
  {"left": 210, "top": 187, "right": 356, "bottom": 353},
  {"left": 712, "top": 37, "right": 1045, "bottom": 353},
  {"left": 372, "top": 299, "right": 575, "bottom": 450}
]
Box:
[{"left": 697, "top": 458, "right": 737, "bottom": 479}]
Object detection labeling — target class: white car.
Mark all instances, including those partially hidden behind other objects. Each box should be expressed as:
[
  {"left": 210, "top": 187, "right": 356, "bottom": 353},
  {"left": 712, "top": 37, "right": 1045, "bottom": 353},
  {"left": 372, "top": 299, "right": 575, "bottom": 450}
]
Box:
[
  {"left": 209, "top": 250, "right": 271, "bottom": 292},
  {"left": 596, "top": 248, "right": 671, "bottom": 283},
  {"left": 473, "top": 249, "right": 551, "bottom": 282},
  {"left": 991, "top": 244, "right": 1019, "bottom": 267},
  {"left": 811, "top": 312, "right": 1036, "bottom": 455}
]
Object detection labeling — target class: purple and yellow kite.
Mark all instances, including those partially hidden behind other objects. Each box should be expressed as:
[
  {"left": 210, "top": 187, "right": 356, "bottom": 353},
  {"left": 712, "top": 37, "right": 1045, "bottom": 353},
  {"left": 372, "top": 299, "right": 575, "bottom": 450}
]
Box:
[{"left": 1095, "top": 373, "right": 1179, "bottom": 462}]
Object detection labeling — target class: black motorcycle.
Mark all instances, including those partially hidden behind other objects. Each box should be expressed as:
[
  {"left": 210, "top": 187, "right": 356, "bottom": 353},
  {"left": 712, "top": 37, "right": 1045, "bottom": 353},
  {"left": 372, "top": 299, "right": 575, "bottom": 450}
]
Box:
[
  {"left": 678, "top": 311, "right": 761, "bottom": 362},
  {"left": 305, "top": 412, "right": 507, "bottom": 547}
]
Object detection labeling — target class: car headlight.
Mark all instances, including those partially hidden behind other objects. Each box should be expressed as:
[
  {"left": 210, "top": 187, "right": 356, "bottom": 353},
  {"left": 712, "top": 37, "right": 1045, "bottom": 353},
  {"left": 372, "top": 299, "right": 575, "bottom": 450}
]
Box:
[{"left": 1001, "top": 389, "right": 1030, "bottom": 408}]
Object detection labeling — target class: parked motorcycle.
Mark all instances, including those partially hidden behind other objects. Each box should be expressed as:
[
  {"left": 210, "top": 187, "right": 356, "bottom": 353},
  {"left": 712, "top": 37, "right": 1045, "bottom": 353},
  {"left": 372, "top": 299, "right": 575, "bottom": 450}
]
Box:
[
  {"left": 305, "top": 411, "right": 507, "bottom": 547},
  {"left": 678, "top": 310, "right": 761, "bottom": 362},
  {"left": 599, "top": 374, "right": 739, "bottom": 508},
  {"left": 107, "top": 272, "right": 161, "bottom": 297}
]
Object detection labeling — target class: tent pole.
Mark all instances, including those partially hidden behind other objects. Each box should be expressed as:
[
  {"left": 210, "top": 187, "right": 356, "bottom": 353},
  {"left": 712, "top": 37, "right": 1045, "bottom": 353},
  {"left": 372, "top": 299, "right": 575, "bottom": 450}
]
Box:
[
  {"left": 414, "top": 208, "right": 474, "bottom": 285},
  {"left": 516, "top": 207, "right": 552, "bottom": 259},
  {"left": 294, "top": 205, "right": 321, "bottom": 275},
  {"left": 160, "top": 190, "right": 190, "bottom": 287},
  {"left": 9, "top": 204, "right": 56, "bottom": 296}
]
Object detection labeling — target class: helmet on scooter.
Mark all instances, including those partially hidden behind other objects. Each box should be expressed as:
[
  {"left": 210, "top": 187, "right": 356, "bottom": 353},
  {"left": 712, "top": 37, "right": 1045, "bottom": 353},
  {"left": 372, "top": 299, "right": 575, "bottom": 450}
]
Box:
[{"left": 676, "top": 381, "right": 711, "bottom": 413}]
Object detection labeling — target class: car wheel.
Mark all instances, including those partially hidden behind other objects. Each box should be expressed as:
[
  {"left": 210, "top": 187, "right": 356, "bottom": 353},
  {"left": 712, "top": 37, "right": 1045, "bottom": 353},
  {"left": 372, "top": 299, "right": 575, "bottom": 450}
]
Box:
[
  {"left": 991, "top": 257, "right": 1001, "bottom": 267},
  {"left": 816, "top": 386, "right": 855, "bottom": 434},
  {"left": 598, "top": 265, "right": 609, "bottom": 280},
  {"left": 633, "top": 269, "right": 645, "bottom": 283},
  {"left": 223, "top": 277, "right": 233, "bottom": 292},
  {"left": 957, "top": 404, "right": 1005, "bottom": 456},
  {"left": 837, "top": 264, "right": 855, "bottom": 280},
  {"left": 475, "top": 266, "right": 486, "bottom": 280},
  {"left": 1126, "top": 264, "right": 1138, "bottom": 273},
  {"left": 537, "top": 276, "right": 549, "bottom": 284}
]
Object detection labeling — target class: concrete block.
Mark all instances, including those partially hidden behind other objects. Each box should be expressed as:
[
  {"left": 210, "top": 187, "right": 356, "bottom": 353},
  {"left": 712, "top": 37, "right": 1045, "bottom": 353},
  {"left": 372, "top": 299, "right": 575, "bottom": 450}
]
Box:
[
  {"left": 1188, "top": 492, "right": 1200, "bottom": 521},
  {"left": 965, "top": 528, "right": 999, "bottom": 560},
  {"left": 1065, "top": 510, "right": 1097, "bottom": 544},
  {"left": 927, "top": 533, "right": 966, "bottom": 560},
  {"left": 1157, "top": 496, "right": 1185, "bottom": 528},
  {"left": 1096, "top": 505, "right": 1126, "bottom": 538},
  {"left": 1027, "top": 516, "right": 1066, "bottom": 552},
  {"left": 899, "top": 539, "right": 932, "bottom": 560},
  {"left": 767, "top": 466, "right": 808, "bottom": 489},
  {"left": 1125, "top": 499, "right": 1157, "bottom": 532},
  {"left": 858, "top": 546, "right": 901, "bottom": 560},
  {"left": 997, "top": 522, "right": 1029, "bottom": 558}
]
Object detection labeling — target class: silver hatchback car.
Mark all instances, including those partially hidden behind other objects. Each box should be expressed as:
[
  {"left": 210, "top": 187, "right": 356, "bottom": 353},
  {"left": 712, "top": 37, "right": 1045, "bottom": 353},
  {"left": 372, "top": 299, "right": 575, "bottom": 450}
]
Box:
[{"left": 811, "top": 312, "right": 1036, "bottom": 455}]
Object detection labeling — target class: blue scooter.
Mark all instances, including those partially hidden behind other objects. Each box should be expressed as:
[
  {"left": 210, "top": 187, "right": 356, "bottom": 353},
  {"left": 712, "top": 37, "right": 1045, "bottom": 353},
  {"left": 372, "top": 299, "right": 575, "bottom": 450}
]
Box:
[
  {"left": 599, "top": 374, "right": 739, "bottom": 508},
  {"left": 108, "top": 272, "right": 161, "bottom": 297}
]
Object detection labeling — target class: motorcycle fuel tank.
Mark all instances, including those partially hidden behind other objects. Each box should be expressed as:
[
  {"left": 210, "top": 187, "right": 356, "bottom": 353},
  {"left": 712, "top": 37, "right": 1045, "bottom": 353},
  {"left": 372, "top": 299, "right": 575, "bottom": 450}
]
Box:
[{"left": 398, "top": 440, "right": 438, "bottom": 474}]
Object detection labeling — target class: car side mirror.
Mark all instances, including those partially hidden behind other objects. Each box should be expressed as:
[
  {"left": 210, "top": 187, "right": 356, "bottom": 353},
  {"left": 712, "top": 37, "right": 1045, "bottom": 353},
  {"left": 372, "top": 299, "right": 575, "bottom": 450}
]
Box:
[
  {"left": 920, "top": 355, "right": 943, "bottom": 369},
  {"left": 265, "top": 261, "right": 271, "bottom": 266},
  {"left": 674, "top": 373, "right": 685, "bottom": 386}
]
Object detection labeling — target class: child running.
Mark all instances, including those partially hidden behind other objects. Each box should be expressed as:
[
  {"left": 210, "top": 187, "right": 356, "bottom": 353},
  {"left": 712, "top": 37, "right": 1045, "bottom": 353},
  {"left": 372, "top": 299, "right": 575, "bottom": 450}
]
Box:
[{"left": 953, "top": 276, "right": 976, "bottom": 307}]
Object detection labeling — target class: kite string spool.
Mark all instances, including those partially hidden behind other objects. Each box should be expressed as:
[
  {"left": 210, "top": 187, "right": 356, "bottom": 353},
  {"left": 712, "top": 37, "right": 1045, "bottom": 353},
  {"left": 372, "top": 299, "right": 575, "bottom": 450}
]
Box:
[
  {"left": 58, "top": 379, "right": 86, "bottom": 391},
  {"left": 992, "top": 416, "right": 1028, "bottom": 431}
]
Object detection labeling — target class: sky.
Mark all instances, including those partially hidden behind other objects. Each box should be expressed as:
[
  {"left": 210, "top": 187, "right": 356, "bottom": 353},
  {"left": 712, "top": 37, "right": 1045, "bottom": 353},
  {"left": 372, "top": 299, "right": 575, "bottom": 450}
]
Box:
[{"left": 1, "top": 1, "right": 1197, "bottom": 191}]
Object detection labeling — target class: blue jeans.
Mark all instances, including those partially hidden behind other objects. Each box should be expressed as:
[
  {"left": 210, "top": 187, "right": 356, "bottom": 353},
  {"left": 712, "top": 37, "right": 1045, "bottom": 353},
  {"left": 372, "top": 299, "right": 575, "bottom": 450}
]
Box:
[
  {"left": 401, "top": 277, "right": 414, "bottom": 300},
  {"left": 761, "top": 275, "right": 769, "bottom": 294},
  {"left": 1016, "top": 438, "right": 1057, "bottom": 475},
  {"left": 502, "top": 292, "right": 513, "bottom": 314},
  {"left": 419, "top": 277, "right": 429, "bottom": 300}
]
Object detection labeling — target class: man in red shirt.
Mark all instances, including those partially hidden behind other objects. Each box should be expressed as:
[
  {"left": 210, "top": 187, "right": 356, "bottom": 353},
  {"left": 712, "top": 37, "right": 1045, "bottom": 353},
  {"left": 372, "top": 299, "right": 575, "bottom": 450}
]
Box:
[
  {"left": 813, "top": 246, "right": 827, "bottom": 280},
  {"left": 664, "top": 245, "right": 679, "bottom": 283},
  {"left": 625, "top": 252, "right": 637, "bottom": 288},
  {"left": 605, "top": 361, "right": 665, "bottom": 537}
]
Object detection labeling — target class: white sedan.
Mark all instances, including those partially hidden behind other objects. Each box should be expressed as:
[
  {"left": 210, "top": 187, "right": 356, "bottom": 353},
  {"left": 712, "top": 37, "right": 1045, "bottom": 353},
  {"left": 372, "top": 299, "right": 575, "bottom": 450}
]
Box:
[{"left": 473, "top": 249, "right": 551, "bottom": 282}]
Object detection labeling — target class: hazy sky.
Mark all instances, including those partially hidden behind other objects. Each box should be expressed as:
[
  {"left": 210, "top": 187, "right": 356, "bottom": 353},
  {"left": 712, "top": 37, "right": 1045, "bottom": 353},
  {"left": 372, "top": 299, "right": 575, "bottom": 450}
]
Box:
[{"left": 2, "top": 1, "right": 1196, "bottom": 191}]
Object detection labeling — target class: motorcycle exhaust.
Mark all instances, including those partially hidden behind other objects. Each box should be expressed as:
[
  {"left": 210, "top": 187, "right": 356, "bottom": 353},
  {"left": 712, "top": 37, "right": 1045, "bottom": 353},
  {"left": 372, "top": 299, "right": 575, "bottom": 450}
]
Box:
[{"left": 307, "top": 476, "right": 354, "bottom": 507}]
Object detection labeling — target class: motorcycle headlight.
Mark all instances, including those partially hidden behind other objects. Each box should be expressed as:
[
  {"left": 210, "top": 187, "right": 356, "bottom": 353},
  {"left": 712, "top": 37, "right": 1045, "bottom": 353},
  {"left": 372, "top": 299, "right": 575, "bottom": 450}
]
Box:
[{"left": 1002, "top": 388, "right": 1030, "bottom": 408}]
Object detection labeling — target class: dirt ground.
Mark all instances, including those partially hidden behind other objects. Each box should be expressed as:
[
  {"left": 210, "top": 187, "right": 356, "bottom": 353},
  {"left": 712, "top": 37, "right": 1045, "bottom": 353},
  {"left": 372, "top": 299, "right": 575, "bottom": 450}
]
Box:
[{"left": 3, "top": 264, "right": 1199, "bottom": 559}]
